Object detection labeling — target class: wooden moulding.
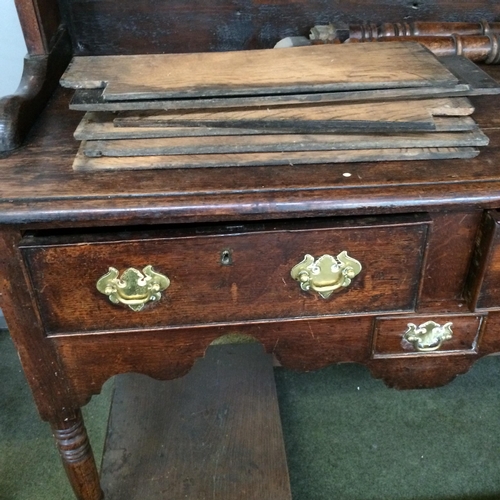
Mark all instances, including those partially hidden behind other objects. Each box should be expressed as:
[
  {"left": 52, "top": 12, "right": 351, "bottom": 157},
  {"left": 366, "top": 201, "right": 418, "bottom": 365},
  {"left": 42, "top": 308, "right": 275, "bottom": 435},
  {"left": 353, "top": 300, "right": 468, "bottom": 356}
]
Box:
[
  {"left": 0, "top": 28, "right": 71, "bottom": 153},
  {"left": 100, "top": 343, "right": 292, "bottom": 500}
]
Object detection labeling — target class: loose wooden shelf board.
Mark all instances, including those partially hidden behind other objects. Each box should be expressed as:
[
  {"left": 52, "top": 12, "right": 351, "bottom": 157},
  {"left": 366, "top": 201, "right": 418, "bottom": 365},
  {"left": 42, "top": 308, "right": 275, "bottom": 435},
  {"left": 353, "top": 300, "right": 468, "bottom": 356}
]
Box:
[
  {"left": 73, "top": 146, "right": 480, "bottom": 171},
  {"left": 82, "top": 129, "right": 489, "bottom": 157},
  {"left": 69, "top": 85, "right": 473, "bottom": 112},
  {"left": 108, "top": 98, "right": 472, "bottom": 133},
  {"left": 100, "top": 343, "right": 292, "bottom": 500},
  {"left": 62, "top": 46, "right": 495, "bottom": 172},
  {"left": 74, "top": 115, "right": 478, "bottom": 141},
  {"left": 60, "top": 43, "right": 459, "bottom": 101}
]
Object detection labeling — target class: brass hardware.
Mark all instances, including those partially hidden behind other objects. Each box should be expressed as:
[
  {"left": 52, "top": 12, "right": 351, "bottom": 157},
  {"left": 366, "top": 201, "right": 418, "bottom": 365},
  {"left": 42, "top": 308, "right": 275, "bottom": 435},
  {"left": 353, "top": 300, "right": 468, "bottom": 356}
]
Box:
[
  {"left": 403, "top": 321, "right": 454, "bottom": 352},
  {"left": 290, "top": 251, "right": 362, "bottom": 299},
  {"left": 96, "top": 265, "right": 170, "bottom": 311}
]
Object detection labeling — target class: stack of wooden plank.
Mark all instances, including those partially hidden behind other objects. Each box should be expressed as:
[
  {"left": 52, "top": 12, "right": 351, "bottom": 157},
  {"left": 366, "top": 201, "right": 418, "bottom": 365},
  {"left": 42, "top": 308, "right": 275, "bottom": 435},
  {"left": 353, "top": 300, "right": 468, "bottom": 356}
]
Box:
[{"left": 60, "top": 42, "right": 500, "bottom": 171}]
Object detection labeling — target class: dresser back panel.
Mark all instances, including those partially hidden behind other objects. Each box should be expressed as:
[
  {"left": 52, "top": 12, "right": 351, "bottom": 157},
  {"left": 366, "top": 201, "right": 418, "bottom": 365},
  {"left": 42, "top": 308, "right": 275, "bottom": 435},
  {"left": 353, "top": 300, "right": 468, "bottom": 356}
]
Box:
[{"left": 58, "top": 0, "right": 500, "bottom": 56}]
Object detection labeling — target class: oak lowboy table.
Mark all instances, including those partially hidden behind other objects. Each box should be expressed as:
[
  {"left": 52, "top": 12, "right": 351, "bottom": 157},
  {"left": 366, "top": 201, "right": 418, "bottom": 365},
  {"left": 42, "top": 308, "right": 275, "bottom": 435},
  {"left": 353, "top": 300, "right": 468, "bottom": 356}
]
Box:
[{"left": 3, "top": 0, "right": 500, "bottom": 499}]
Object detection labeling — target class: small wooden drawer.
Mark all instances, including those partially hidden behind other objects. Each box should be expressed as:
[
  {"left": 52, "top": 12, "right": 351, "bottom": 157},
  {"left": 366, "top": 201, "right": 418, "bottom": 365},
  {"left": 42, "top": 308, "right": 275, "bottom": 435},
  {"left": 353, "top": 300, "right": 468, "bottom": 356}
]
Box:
[
  {"left": 20, "top": 215, "right": 430, "bottom": 335},
  {"left": 372, "top": 314, "right": 484, "bottom": 359},
  {"left": 465, "top": 210, "right": 500, "bottom": 310}
]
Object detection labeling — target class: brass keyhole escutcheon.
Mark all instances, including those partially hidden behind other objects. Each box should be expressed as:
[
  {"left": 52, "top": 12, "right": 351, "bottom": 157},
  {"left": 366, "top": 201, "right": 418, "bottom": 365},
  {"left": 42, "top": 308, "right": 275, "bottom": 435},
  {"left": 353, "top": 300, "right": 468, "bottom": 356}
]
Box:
[
  {"left": 96, "top": 265, "right": 170, "bottom": 311},
  {"left": 290, "top": 251, "right": 362, "bottom": 299}
]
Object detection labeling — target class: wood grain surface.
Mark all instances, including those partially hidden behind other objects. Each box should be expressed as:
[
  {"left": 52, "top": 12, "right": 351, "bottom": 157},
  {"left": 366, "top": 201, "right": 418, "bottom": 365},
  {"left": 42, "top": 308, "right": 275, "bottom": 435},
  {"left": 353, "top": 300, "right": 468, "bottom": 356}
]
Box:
[
  {"left": 72, "top": 146, "right": 480, "bottom": 171},
  {"left": 69, "top": 85, "right": 473, "bottom": 112},
  {"left": 82, "top": 130, "right": 489, "bottom": 157},
  {"left": 3, "top": 85, "right": 500, "bottom": 224},
  {"left": 66, "top": 56, "right": 500, "bottom": 113},
  {"left": 20, "top": 215, "right": 430, "bottom": 334},
  {"left": 59, "top": 0, "right": 500, "bottom": 56},
  {"left": 60, "top": 43, "right": 458, "bottom": 100},
  {"left": 464, "top": 210, "right": 500, "bottom": 311},
  {"left": 75, "top": 116, "right": 279, "bottom": 140},
  {"left": 343, "top": 21, "right": 500, "bottom": 40},
  {"left": 114, "top": 97, "right": 474, "bottom": 127},
  {"left": 433, "top": 117, "right": 477, "bottom": 131},
  {"left": 74, "top": 114, "right": 477, "bottom": 141},
  {"left": 112, "top": 100, "right": 441, "bottom": 132},
  {"left": 100, "top": 344, "right": 291, "bottom": 500}
]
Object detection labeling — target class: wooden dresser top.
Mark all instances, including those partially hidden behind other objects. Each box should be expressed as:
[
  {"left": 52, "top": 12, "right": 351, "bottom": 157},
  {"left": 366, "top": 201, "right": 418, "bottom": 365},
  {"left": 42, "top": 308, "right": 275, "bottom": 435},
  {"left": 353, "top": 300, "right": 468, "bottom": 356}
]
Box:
[{"left": 0, "top": 66, "right": 500, "bottom": 227}]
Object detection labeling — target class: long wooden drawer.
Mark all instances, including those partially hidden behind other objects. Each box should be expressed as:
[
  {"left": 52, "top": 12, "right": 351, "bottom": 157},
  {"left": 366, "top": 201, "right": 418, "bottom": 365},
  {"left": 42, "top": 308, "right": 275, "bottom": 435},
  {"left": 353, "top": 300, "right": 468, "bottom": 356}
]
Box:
[{"left": 20, "top": 215, "right": 430, "bottom": 335}]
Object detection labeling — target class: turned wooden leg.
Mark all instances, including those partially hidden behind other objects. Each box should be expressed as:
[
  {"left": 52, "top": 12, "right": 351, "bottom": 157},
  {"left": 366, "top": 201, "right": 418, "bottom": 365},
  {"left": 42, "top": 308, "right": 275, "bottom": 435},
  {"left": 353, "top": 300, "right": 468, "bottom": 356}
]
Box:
[{"left": 50, "top": 410, "right": 104, "bottom": 500}]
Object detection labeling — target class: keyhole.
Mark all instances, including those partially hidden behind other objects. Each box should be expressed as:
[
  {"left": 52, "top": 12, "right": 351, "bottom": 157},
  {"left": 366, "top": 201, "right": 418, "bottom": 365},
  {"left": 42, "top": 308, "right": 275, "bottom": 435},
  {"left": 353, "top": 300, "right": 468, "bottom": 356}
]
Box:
[{"left": 221, "top": 249, "right": 233, "bottom": 266}]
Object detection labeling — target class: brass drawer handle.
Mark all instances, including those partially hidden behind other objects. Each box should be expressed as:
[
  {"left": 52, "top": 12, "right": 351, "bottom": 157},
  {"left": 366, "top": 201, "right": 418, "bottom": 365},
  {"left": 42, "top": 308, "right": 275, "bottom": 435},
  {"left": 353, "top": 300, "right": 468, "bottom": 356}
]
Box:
[
  {"left": 96, "top": 265, "right": 170, "bottom": 311},
  {"left": 404, "top": 321, "right": 454, "bottom": 352},
  {"left": 290, "top": 251, "right": 362, "bottom": 299}
]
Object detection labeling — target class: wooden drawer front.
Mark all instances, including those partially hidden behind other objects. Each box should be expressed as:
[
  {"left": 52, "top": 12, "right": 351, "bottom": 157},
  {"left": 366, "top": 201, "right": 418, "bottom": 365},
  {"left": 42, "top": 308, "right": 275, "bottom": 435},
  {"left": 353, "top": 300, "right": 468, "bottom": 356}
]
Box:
[
  {"left": 372, "top": 314, "right": 484, "bottom": 359},
  {"left": 465, "top": 211, "right": 500, "bottom": 310},
  {"left": 21, "top": 216, "right": 430, "bottom": 335}
]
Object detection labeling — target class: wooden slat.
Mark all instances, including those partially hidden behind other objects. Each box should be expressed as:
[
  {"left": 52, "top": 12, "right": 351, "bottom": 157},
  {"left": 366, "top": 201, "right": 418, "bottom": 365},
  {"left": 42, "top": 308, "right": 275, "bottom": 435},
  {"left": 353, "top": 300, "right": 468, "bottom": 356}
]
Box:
[
  {"left": 73, "top": 146, "right": 479, "bottom": 171},
  {"left": 75, "top": 113, "right": 278, "bottom": 140},
  {"left": 428, "top": 97, "right": 474, "bottom": 116},
  {"left": 100, "top": 343, "right": 292, "bottom": 500},
  {"left": 75, "top": 114, "right": 477, "bottom": 141},
  {"left": 64, "top": 56, "right": 500, "bottom": 113},
  {"left": 440, "top": 55, "right": 500, "bottom": 95},
  {"left": 113, "top": 98, "right": 473, "bottom": 129},
  {"left": 69, "top": 85, "right": 473, "bottom": 112},
  {"left": 113, "top": 100, "right": 437, "bottom": 132},
  {"left": 60, "top": 43, "right": 458, "bottom": 101},
  {"left": 433, "top": 117, "right": 478, "bottom": 131},
  {"left": 82, "top": 130, "right": 489, "bottom": 157}
]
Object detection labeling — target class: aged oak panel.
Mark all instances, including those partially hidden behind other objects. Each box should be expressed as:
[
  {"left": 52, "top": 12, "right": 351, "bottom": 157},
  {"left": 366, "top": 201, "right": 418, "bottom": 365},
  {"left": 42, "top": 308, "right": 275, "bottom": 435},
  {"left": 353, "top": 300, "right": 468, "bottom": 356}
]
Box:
[
  {"left": 464, "top": 210, "right": 500, "bottom": 310},
  {"left": 60, "top": 43, "right": 458, "bottom": 100}
]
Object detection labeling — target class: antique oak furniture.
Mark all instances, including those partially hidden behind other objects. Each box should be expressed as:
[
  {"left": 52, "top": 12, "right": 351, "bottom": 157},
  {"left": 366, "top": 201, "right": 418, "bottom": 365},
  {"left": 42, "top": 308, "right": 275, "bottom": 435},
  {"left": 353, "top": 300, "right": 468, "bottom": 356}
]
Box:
[{"left": 2, "top": 1, "right": 500, "bottom": 499}]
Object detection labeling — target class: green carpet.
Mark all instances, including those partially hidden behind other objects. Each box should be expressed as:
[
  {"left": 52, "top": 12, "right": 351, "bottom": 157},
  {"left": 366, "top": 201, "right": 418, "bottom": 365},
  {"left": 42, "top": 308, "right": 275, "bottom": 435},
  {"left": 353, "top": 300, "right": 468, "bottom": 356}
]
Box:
[
  {"left": 2, "top": 327, "right": 500, "bottom": 499},
  {"left": 0, "top": 330, "right": 113, "bottom": 500},
  {"left": 275, "top": 362, "right": 500, "bottom": 500}
]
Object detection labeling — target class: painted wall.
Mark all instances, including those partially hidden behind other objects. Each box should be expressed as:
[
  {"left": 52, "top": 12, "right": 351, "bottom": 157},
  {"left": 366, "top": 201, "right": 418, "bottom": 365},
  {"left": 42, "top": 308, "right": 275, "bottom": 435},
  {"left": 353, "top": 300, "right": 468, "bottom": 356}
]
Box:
[{"left": 0, "top": 0, "right": 27, "bottom": 97}]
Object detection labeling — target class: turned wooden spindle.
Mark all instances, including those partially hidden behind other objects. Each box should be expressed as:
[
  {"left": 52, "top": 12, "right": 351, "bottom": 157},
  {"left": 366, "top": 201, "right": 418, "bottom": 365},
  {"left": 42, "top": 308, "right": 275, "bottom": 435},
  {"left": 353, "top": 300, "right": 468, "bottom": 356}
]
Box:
[
  {"left": 310, "top": 23, "right": 500, "bottom": 63},
  {"left": 346, "top": 34, "right": 500, "bottom": 64},
  {"left": 349, "top": 21, "right": 500, "bottom": 41},
  {"left": 51, "top": 411, "right": 104, "bottom": 500}
]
